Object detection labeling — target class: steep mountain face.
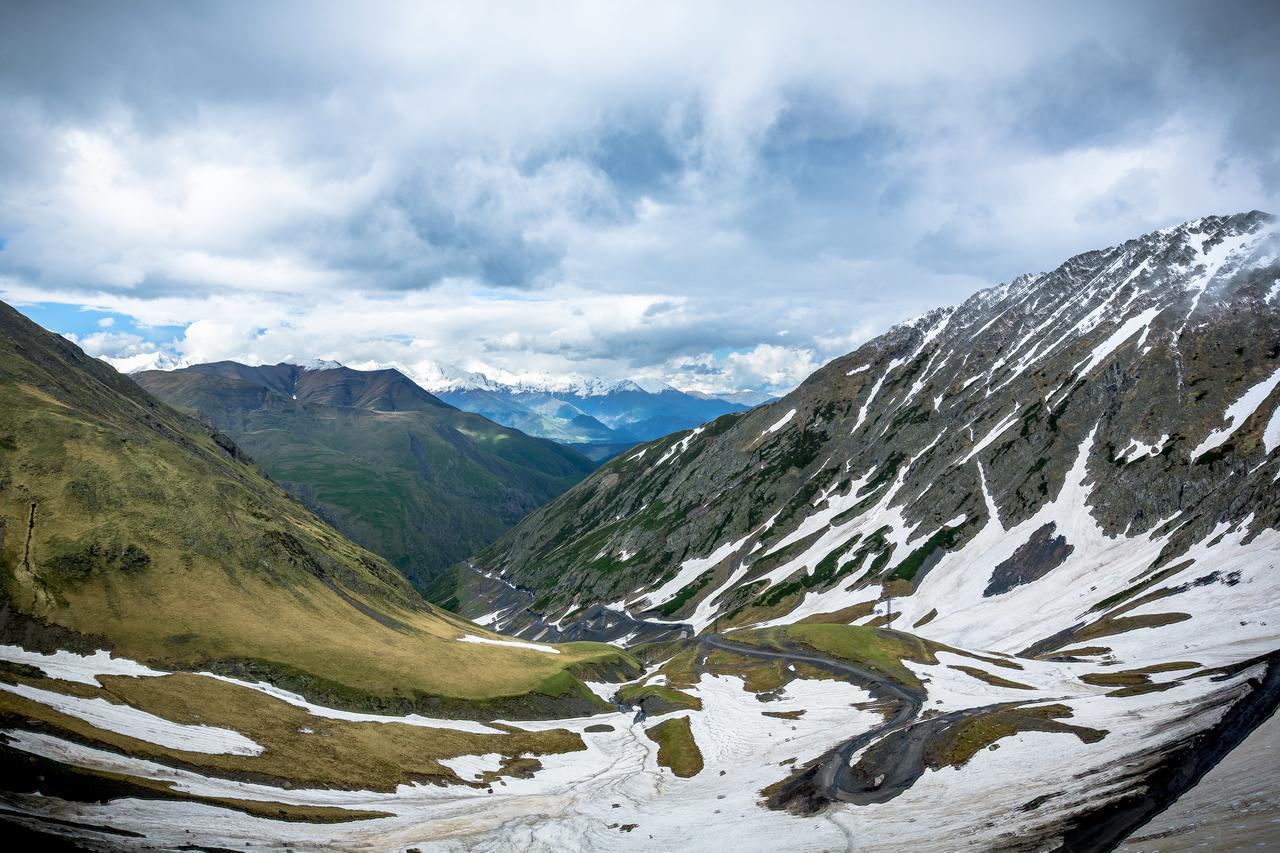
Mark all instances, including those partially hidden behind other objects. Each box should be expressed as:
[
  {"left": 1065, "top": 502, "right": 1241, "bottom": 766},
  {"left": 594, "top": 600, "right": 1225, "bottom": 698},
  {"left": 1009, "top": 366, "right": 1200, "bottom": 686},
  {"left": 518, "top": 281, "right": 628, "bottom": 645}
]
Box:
[
  {"left": 467, "top": 211, "right": 1280, "bottom": 640},
  {"left": 422, "top": 373, "right": 752, "bottom": 460},
  {"left": 430, "top": 212, "right": 1280, "bottom": 842},
  {"left": 0, "top": 301, "right": 631, "bottom": 716},
  {"left": 132, "top": 361, "right": 594, "bottom": 592}
]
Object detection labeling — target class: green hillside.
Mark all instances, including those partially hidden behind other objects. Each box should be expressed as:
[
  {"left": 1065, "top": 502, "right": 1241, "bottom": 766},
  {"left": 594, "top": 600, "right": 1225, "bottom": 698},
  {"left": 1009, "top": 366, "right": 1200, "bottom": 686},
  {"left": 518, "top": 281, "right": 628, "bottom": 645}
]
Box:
[
  {"left": 0, "top": 301, "right": 633, "bottom": 717},
  {"left": 133, "top": 363, "right": 595, "bottom": 593}
]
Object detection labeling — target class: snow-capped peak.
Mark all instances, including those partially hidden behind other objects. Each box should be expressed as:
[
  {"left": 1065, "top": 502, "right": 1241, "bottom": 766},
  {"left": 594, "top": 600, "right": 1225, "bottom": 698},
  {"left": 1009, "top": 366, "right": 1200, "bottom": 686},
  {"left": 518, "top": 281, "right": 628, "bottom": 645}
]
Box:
[
  {"left": 111, "top": 351, "right": 187, "bottom": 375},
  {"left": 300, "top": 359, "right": 343, "bottom": 371},
  {"left": 398, "top": 360, "right": 502, "bottom": 393}
]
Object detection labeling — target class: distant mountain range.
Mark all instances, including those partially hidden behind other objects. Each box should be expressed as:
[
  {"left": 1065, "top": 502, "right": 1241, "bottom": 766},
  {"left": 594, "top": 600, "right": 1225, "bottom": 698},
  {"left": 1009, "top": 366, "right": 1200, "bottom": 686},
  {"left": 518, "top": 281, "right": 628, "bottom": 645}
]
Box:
[
  {"left": 132, "top": 360, "right": 595, "bottom": 591},
  {"left": 404, "top": 364, "right": 771, "bottom": 461},
  {"left": 116, "top": 354, "right": 774, "bottom": 462}
]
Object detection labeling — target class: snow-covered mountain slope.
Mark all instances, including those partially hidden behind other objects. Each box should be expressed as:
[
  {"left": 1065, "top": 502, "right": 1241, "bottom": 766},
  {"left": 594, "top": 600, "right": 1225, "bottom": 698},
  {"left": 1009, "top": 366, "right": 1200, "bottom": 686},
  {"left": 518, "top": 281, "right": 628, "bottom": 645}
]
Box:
[
  {"left": 434, "top": 212, "right": 1280, "bottom": 844},
  {"left": 467, "top": 211, "right": 1280, "bottom": 649}
]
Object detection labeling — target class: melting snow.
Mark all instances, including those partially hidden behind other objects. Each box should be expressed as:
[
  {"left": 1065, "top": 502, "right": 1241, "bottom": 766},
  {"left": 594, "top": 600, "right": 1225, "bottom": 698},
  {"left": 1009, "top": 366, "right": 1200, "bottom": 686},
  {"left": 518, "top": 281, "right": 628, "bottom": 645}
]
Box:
[
  {"left": 1076, "top": 306, "right": 1160, "bottom": 378},
  {"left": 458, "top": 635, "right": 560, "bottom": 654},
  {"left": 1191, "top": 368, "right": 1280, "bottom": 459},
  {"left": 0, "top": 645, "right": 166, "bottom": 686},
  {"left": 760, "top": 408, "right": 796, "bottom": 437},
  {"left": 437, "top": 753, "right": 505, "bottom": 780},
  {"left": 1117, "top": 434, "right": 1169, "bottom": 463},
  {"left": 640, "top": 534, "right": 751, "bottom": 610},
  {"left": 655, "top": 426, "right": 704, "bottom": 465},
  {"left": 959, "top": 406, "right": 1021, "bottom": 465},
  {"left": 1266, "top": 402, "right": 1280, "bottom": 455},
  {"left": 0, "top": 682, "right": 263, "bottom": 755},
  {"left": 851, "top": 358, "right": 906, "bottom": 434}
]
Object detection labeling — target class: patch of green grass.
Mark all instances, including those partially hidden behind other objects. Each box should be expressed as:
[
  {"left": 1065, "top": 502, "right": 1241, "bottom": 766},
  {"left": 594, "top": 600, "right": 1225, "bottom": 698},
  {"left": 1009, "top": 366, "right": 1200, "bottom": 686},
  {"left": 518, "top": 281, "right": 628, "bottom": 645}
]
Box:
[
  {"left": 861, "top": 452, "right": 906, "bottom": 495},
  {"left": 1073, "top": 612, "right": 1193, "bottom": 644},
  {"left": 947, "top": 665, "right": 1034, "bottom": 690},
  {"left": 1081, "top": 660, "right": 1200, "bottom": 691},
  {"left": 754, "top": 542, "right": 859, "bottom": 609},
  {"left": 913, "top": 608, "right": 938, "bottom": 628},
  {"left": 645, "top": 716, "right": 703, "bottom": 778},
  {"left": 925, "top": 704, "right": 1106, "bottom": 769},
  {"left": 617, "top": 683, "right": 702, "bottom": 712},
  {"left": 653, "top": 647, "right": 702, "bottom": 689},
  {"left": 736, "top": 624, "right": 939, "bottom": 690},
  {"left": 700, "top": 648, "right": 831, "bottom": 694},
  {"left": 890, "top": 520, "right": 969, "bottom": 582},
  {"left": 761, "top": 710, "right": 805, "bottom": 720},
  {"left": 1091, "top": 561, "right": 1191, "bottom": 612}
]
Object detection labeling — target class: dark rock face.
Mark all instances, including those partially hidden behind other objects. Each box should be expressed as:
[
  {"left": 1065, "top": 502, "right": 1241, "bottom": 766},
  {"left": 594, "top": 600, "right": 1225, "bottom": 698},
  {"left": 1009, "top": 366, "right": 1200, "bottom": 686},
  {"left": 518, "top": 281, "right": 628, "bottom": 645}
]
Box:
[
  {"left": 463, "top": 211, "right": 1280, "bottom": 638},
  {"left": 983, "top": 523, "right": 1073, "bottom": 597}
]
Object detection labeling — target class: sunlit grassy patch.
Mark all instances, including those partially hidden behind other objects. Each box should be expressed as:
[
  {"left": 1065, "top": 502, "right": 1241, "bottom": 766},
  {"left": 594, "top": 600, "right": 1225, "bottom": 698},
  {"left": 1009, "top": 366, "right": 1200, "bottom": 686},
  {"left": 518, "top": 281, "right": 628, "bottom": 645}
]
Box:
[
  {"left": 924, "top": 704, "right": 1106, "bottom": 769},
  {"left": 732, "top": 624, "right": 938, "bottom": 690},
  {"left": 617, "top": 683, "right": 702, "bottom": 712},
  {"left": 0, "top": 671, "right": 586, "bottom": 792},
  {"left": 947, "top": 664, "right": 1034, "bottom": 690},
  {"left": 645, "top": 716, "right": 703, "bottom": 778},
  {"left": 701, "top": 647, "right": 832, "bottom": 694}
]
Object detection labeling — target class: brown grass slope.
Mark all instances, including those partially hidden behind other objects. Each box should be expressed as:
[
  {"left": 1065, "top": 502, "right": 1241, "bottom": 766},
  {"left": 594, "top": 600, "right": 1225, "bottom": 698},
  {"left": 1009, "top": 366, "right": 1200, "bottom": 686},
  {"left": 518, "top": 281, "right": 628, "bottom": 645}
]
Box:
[{"left": 0, "top": 301, "right": 635, "bottom": 718}]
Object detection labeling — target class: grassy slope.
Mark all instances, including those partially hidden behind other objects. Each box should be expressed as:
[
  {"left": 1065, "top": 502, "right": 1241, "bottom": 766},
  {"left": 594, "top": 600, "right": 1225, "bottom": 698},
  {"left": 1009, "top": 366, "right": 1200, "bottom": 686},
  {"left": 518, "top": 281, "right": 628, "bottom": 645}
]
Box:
[
  {"left": 133, "top": 368, "right": 594, "bottom": 593},
  {"left": 0, "top": 301, "right": 632, "bottom": 714}
]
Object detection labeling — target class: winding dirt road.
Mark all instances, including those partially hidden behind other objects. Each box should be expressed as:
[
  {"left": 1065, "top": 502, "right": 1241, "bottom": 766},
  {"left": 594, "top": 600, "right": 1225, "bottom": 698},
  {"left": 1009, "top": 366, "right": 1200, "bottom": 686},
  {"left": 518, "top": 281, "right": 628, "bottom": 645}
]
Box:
[{"left": 699, "top": 633, "right": 1000, "bottom": 811}]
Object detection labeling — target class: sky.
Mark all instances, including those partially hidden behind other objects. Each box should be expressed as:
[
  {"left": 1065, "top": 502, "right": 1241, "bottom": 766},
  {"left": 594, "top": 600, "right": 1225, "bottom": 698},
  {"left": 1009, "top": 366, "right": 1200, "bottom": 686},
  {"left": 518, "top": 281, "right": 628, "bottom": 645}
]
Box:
[{"left": 2, "top": 1, "right": 1278, "bottom": 394}]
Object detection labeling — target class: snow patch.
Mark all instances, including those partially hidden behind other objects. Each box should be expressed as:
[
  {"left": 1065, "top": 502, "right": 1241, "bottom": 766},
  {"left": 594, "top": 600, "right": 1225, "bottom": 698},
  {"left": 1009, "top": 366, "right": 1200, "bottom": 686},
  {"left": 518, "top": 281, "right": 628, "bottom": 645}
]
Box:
[
  {"left": 1117, "top": 434, "right": 1169, "bottom": 463},
  {"left": 0, "top": 645, "right": 166, "bottom": 686},
  {"left": 760, "top": 408, "right": 796, "bottom": 437},
  {"left": 959, "top": 406, "right": 1021, "bottom": 465},
  {"left": 458, "top": 635, "right": 560, "bottom": 654},
  {"left": 1076, "top": 307, "right": 1160, "bottom": 378},
  {"left": 655, "top": 426, "right": 704, "bottom": 466},
  {"left": 0, "top": 682, "right": 263, "bottom": 755},
  {"left": 1191, "top": 367, "right": 1280, "bottom": 459},
  {"left": 437, "top": 753, "right": 505, "bottom": 780}
]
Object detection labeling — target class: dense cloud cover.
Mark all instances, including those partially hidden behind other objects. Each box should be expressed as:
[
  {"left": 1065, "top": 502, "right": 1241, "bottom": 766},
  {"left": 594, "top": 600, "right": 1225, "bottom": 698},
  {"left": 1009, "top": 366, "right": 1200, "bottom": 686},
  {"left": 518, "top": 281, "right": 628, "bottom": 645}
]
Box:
[{"left": 2, "top": 1, "right": 1277, "bottom": 392}]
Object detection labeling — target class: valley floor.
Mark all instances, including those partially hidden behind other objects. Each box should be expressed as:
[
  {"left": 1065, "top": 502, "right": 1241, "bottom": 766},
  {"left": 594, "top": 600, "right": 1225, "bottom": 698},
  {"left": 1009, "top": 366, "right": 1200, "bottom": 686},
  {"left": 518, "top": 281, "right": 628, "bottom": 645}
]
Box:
[{"left": 2, "top": 621, "right": 1276, "bottom": 852}]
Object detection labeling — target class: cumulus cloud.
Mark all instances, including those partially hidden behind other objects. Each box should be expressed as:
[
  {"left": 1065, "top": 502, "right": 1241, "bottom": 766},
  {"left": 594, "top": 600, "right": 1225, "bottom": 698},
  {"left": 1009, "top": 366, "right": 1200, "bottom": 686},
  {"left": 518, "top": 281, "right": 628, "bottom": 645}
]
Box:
[{"left": 1, "top": 1, "right": 1276, "bottom": 393}]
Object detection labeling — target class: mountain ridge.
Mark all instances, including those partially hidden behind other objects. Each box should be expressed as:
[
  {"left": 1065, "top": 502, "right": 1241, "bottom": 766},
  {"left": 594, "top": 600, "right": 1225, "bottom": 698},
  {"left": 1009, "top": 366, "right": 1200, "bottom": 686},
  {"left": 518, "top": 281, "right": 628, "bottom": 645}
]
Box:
[
  {"left": 458, "top": 210, "right": 1280, "bottom": 644},
  {"left": 132, "top": 360, "right": 596, "bottom": 591}
]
